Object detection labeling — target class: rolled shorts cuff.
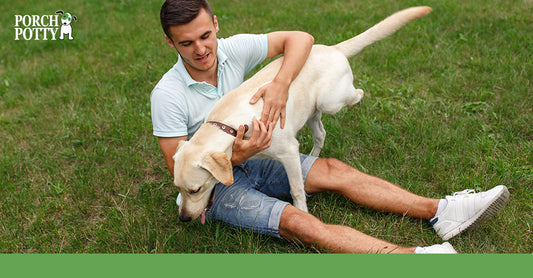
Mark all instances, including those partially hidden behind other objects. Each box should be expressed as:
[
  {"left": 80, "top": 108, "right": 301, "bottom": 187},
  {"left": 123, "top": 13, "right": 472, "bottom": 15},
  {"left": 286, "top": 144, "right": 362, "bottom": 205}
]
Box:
[
  {"left": 268, "top": 201, "right": 290, "bottom": 238},
  {"left": 301, "top": 154, "right": 319, "bottom": 183}
]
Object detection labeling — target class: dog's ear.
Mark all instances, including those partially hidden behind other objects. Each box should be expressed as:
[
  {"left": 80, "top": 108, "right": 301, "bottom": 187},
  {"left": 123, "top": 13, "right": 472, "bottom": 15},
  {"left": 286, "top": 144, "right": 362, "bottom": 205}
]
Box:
[
  {"left": 55, "top": 10, "right": 64, "bottom": 14},
  {"left": 176, "top": 140, "right": 187, "bottom": 152},
  {"left": 200, "top": 152, "right": 233, "bottom": 185},
  {"left": 173, "top": 140, "right": 188, "bottom": 162}
]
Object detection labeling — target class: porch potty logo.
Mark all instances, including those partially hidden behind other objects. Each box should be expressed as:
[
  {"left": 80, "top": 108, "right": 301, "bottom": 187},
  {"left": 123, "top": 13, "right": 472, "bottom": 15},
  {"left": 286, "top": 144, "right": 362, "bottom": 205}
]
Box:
[{"left": 14, "top": 10, "right": 77, "bottom": 40}]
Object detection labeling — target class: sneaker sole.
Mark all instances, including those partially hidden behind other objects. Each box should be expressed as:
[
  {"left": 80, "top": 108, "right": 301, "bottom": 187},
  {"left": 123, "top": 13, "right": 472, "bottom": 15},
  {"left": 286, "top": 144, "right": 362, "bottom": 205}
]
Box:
[{"left": 441, "top": 185, "right": 510, "bottom": 240}]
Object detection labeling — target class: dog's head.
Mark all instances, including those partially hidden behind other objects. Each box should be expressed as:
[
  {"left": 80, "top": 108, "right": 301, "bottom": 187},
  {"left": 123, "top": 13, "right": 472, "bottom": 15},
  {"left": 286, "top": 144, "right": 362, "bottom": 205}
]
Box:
[
  {"left": 55, "top": 10, "right": 77, "bottom": 26},
  {"left": 173, "top": 140, "right": 233, "bottom": 221}
]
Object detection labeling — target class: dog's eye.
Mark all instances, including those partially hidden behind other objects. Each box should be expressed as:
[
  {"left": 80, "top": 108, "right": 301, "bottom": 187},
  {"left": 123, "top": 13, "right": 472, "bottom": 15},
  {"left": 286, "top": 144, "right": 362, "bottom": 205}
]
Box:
[{"left": 189, "top": 188, "right": 200, "bottom": 194}]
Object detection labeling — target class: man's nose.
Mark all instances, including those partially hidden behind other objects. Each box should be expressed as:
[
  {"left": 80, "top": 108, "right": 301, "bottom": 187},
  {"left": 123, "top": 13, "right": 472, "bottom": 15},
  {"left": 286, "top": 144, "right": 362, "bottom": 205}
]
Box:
[{"left": 194, "top": 42, "right": 206, "bottom": 55}]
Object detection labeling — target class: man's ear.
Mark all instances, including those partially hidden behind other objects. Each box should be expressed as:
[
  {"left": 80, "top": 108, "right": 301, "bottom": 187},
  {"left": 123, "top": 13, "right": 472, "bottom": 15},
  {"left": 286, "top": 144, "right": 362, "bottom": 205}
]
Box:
[
  {"left": 200, "top": 152, "right": 233, "bottom": 185},
  {"left": 165, "top": 35, "right": 176, "bottom": 49},
  {"left": 213, "top": 15, "right": 219, "bottom": 32}
]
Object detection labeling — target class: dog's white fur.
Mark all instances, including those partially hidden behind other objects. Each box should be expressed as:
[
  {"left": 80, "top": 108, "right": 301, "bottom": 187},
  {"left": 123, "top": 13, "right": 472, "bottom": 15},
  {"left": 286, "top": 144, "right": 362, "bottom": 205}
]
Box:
[
  {"left": 58, "top": 12, "right": 76, "bottom": 40},
  {"left": 173, "top": 6, "right": 433, "bottom": 221}
]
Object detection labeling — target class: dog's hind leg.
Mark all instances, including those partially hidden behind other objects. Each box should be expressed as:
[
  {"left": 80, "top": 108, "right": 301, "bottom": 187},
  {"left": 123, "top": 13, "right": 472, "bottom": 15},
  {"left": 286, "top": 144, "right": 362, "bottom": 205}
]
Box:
[
  {"left": 317, "top": 71, "right": 364, "bottom": 115},
  {"left": 347, "top": 88, "right": 365, "bottom": 107},
  {"left": 307, "top": 111, "right": 325, "bottom": 157}
]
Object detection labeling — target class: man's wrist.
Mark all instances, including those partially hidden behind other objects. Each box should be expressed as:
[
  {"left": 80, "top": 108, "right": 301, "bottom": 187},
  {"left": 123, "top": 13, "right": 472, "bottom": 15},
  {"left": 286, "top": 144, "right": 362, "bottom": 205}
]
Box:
[
  {"left": 272, "top": 75, "right": 292, "bottom": 87},
  {"left": 230, "top": 152, "right": 245, "bottom": 166}
]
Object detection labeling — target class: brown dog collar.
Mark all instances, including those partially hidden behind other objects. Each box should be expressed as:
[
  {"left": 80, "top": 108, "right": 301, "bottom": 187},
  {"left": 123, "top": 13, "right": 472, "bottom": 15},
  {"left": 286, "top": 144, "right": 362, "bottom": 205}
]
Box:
[{"left": 207, "top": 121, "right": 249, "bottom": 137}]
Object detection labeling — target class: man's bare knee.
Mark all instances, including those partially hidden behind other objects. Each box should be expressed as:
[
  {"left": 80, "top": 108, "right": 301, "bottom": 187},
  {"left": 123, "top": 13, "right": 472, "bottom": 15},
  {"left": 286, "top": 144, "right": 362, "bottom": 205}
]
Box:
[
  {"left": 320, "top": 158, "right": 358, "bottom": 176},
  {"left": 306, "top": 158, "right": 360, "bottom": 193}
]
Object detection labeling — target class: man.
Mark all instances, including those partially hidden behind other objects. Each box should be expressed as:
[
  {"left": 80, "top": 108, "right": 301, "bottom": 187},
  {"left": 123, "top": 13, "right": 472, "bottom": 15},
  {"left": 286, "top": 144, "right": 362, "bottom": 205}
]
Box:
[{"left": 151, "top": 0, "right": 509, "bottom": 253}]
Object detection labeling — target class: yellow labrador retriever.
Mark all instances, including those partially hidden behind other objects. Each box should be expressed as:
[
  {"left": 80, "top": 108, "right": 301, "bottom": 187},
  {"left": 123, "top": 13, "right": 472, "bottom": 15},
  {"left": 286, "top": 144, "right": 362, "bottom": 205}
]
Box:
[{"left": 174, "top": 6, "right": 432, "bottom": 222}]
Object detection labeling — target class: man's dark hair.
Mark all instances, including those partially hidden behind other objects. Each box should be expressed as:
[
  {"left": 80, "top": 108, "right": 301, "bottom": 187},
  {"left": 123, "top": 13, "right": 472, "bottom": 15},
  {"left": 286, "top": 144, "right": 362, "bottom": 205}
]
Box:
[{"left": 160, "top": 0, "right": 214, "bottom": 41}]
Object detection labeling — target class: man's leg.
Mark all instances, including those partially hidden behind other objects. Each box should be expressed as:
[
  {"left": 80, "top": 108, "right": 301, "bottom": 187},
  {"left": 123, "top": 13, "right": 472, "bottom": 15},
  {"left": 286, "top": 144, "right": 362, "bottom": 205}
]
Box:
[
  {"left": 304, "top": 158, "right": 439, "bottom": 219},
  {"left": 277, "top": 157, "right": 454, "bottom": 253},
  {"left": 279, "top": 205, "right": 417, "bottom": 253},
  {"left": 236, "top": 156, "right": 419, "bottom": 253},
  {"left": 206, "top": 157, "right": 454, "bottom": 253},
  {"left": 275, "top": 156, "right": 441, "bottom": 253},
  {"left": 301, "top": 157, "right": 509, "bottom": 242}
]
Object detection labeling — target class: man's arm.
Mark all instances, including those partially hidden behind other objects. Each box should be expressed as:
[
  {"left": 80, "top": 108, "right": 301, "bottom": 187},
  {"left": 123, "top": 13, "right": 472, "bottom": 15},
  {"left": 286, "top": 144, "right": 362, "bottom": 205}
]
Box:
[
  {"left": 249, "top": 31, "right": 314, "bottom": 129},
  {"left": 158, "top": 136, "right": 187, "bottom": 176}
]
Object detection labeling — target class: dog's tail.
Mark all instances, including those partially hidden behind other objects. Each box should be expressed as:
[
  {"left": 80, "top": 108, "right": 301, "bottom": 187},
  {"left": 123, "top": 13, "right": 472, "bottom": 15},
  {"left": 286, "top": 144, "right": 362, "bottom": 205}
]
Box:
[{"left": 334, "top": 6, "right": 432, "bottom": 58}]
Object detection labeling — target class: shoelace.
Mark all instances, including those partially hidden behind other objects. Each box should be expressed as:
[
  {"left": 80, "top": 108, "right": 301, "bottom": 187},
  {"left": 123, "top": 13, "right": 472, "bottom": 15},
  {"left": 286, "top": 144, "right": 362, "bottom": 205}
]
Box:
[{"left": 453, "top": 189, "right": 476, "bottom": 196}]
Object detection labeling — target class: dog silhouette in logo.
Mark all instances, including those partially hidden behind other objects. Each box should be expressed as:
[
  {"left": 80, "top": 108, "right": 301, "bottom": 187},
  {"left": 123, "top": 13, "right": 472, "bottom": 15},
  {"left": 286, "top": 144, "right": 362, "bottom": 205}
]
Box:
[{"left": 55, "top": 10, "right": 77, "bottom": 40}]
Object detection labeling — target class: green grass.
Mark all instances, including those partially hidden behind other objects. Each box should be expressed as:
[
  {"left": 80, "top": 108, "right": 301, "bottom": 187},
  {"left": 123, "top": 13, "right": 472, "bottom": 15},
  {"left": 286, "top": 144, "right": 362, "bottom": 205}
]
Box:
[{"left": 1, "top": 0, "right": 531, "bottom": 253}]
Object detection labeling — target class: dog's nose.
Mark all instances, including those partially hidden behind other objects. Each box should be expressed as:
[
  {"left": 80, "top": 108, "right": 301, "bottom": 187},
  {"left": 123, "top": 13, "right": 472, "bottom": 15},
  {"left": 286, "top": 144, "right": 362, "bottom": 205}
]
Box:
[{"left": 179, "top": 214, "right": 192, "bottom": 222}]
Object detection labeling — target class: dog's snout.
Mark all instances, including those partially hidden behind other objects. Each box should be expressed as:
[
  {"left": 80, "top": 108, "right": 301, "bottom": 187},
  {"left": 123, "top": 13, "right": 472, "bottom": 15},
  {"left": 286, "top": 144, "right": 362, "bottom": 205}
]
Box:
[{"left": 179, "top": 213, "right": 192, "bottom": 222}]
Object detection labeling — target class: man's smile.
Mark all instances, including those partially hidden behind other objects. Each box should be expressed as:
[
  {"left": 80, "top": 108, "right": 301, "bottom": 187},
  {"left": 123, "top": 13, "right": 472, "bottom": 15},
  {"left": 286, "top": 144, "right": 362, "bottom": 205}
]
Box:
[{"left": 195, "top": 53, "right": 211, "bottom": 63}]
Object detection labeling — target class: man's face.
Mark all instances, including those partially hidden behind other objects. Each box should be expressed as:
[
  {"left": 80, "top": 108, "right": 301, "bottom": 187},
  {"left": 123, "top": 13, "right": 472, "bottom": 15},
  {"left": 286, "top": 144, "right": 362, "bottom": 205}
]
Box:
[{"left": 166, "top": 9, "right": 219, "bottom": 76}]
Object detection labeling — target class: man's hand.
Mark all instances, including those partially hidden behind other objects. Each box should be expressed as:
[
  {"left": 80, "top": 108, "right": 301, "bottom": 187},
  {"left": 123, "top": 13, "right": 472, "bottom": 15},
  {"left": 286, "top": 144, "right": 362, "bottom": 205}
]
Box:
[
  {"left": 248, "top": 31, "right": 314, "bottom": 131},
  {"left": 231, "top": 117, "right": 274, "bottom": 166},
  {"left": 249, "top": 79, "right": 289, "bottom": 129}
]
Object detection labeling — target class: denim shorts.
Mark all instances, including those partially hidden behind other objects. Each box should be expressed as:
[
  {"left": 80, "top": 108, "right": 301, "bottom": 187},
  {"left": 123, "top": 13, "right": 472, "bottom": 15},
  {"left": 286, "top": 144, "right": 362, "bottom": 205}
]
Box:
[{"left": 201, "top": 154, "right": 318, "bottom": 238}]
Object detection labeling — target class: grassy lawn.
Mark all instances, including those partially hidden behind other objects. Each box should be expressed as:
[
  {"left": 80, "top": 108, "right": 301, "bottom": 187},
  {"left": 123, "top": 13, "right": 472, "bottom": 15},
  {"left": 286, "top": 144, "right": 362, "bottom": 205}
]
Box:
[{"left": 1, "top": 0, "right": 531, "bottom": 253}]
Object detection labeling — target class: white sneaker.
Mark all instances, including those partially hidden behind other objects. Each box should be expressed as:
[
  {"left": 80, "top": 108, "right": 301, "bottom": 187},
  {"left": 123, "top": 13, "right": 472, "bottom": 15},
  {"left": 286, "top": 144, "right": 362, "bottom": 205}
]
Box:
[
  {"left": 431, "top": 185, "right": 510, "bottom": 240},
  {"left": 415, "top": 242, "right": 457, "bottom": 254}
]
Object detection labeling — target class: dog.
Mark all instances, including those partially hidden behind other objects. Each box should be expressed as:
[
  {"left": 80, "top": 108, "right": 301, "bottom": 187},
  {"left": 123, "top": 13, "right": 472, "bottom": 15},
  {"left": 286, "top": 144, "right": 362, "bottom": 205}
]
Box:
[
  {"left": 55, "top": 10, "right": 77, "bottom": 40},
  {"left": 173, "top": 6, "right": 433, "bottom": 222}
]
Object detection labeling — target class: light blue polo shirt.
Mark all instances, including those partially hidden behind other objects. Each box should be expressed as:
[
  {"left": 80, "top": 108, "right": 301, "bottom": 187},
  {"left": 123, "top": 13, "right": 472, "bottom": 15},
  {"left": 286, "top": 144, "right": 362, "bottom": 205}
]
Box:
[{"left": 151, "top": 34, "right": 268, "bottom": 139}]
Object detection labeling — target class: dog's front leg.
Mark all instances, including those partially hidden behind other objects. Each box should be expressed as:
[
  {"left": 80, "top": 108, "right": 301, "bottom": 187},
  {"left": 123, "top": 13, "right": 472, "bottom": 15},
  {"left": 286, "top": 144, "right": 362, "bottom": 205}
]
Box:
[{"left": 279, "top": 151, "right": 308, "bottom": 213}]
